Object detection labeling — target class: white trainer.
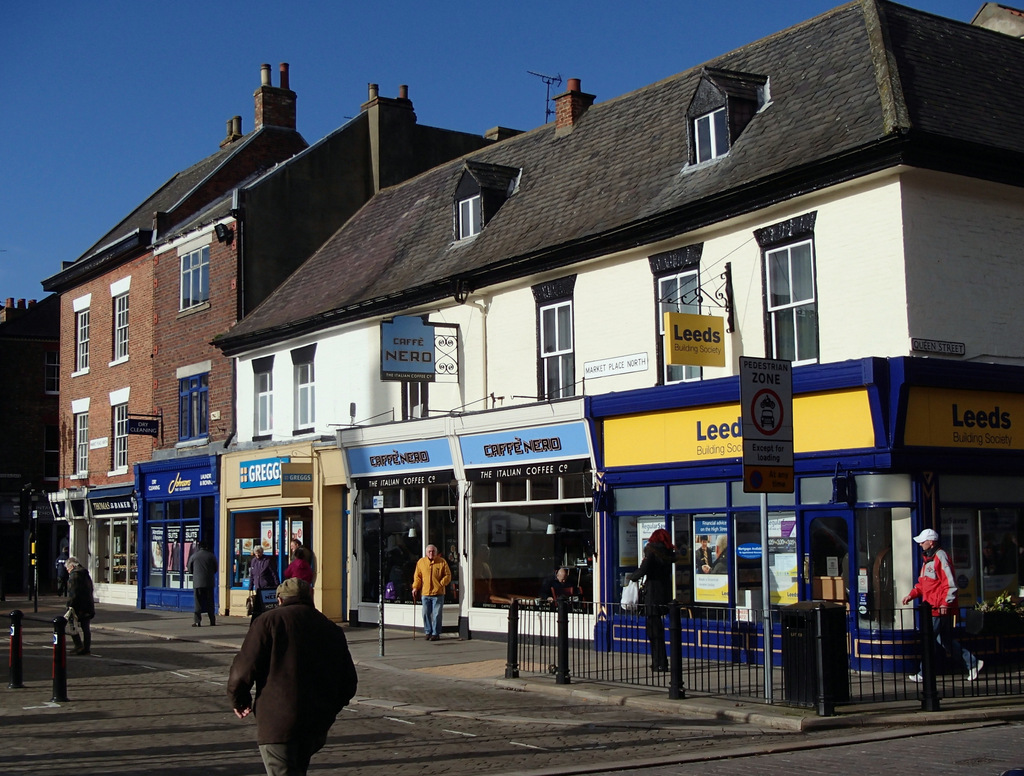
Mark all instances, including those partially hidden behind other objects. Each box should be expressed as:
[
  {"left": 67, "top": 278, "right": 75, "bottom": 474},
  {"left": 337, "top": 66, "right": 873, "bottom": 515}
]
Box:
[
  {"left": 968, "top": 659, "right": 984, "bottom": 681},
  {"left": 907, "top": 673, "right": 923, "bottom": 683}
]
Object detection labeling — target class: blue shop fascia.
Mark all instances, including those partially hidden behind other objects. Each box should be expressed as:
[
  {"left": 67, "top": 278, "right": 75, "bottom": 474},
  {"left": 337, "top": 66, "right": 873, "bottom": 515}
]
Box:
[
  {"left": 135, "top": 454, "right": 219, "bottom": 611},
  {"left": 586, "top": 356, "right": 1024, "bottom": 668}
]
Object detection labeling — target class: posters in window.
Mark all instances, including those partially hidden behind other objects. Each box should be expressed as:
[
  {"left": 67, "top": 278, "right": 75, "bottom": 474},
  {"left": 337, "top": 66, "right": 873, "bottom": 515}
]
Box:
[
  {"left": 694, "top": 517, "right": 729, "bottom": 603},
  {"left": 769, "top": 516, "right": 798, "bottom": 605},
  {"left": 261, "top": 521, "right": 274, "bottom": 553}
]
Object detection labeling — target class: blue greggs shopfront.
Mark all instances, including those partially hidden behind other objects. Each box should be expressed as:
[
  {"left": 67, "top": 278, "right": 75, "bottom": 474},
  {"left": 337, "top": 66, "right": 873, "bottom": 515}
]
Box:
[{"left": 136, "top": 455, "right": 219, "bottom": 611}]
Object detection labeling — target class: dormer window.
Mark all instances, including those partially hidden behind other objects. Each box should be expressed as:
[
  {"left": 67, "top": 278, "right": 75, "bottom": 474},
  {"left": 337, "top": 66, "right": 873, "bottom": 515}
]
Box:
[
  {"left": 453, "top": 161, "right": 520, "bottom": 241},
  {"left": 458, "top": 194, "right": 482, "bottom": 239},
  {"left": 694, "top": 107, "right": 728, "bottom": 163},
  {"left": 686, "top": 68, "right": 768, "bottom": 165}
]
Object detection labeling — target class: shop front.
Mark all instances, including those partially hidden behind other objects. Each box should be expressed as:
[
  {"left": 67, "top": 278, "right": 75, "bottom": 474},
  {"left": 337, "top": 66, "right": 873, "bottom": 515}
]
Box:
[
  {"left": 456, "top": 412, "right": 596, "bottom": 638},
  {"left": 344, "top": 422, "right": 460, "bottom": 631},
  {"left": 221, "top": 442, "right": 347, "bottom": 621},
  {"left": 81, "top": 484, "right": 139, "bottom": 606},
  {"left": 136, "top": 455, "right": 218, "bottom": 611},
  {"left": 588, "top": 357, "right": 1024, "bottom": 670}
]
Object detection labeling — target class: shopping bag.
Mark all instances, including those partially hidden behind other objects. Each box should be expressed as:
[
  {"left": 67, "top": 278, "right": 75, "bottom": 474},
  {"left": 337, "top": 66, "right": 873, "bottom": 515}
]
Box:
[
  {"left": 621, "top": 580, "right": 640, "bottom": 611},
  {"left": 64, "top": 607, "right": 80, "bottom": 638}
]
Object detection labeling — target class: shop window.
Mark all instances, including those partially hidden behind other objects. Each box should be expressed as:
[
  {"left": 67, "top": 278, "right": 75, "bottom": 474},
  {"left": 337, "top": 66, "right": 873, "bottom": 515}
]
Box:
[
  {"left": 44, "top": 350, "right": 59, "bottom": 394},
  {"left": 533, "top": 276, "right": 577, "bottom": 401},
  {"left": 229, "top": 507, "right": 311, "bottom": 589},
  {"left": 96, "top": 514, "right": 136, "bottom": 585},
  {"left": 179, "top": 374, "right": 209, "bottom": 441},
  {"left": 252, "top": 356, "right": 274, "bottom": 438},
  {"left": 112, "top": 403, "right": 128, "bottom": 471},
  {"left": 755, "top": 213, "right": 818, "bottom": 366},
  {"left": 180, "top": 245, "right": 210, "bottom": 310},
  {"left": 402, "top": 380, "right": 428, "bottom": 420},
  {"left": 291, "top": 344, "right": 316, "bottom": 432},
  {"left": 75, "top": 308, "right": 90, "bottom": 372},
  {"left": 148, "top": 496, "right": 214, "bottom": 590},
  {"left": 44, "top": 424, "right": 59, "bottom": 480},
  {"left": 74, "top": 412, "right": 89, "bottom": 476},
  {"left": 808, "top": 516, "right": 847, "bottom": 605},
  {"left": 113, "top": 292, "right": 129, "bottom": 361}
]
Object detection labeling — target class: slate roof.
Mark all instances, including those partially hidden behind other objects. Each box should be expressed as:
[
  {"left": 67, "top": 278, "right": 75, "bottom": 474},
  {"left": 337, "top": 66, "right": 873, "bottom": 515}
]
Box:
[
  {"left": 218, "top": 0, "right": 1024, "bottom": 354},
  {"left": 43, "top": 126, "right": 306, "bottom": 292}
]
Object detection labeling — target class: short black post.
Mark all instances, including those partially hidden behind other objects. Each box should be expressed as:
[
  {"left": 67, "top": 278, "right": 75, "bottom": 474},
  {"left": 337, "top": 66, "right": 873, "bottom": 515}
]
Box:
[
  {"left": 8, "top": 610, "right": 24, "bottom": 689},
  {"left": 504, "top": 599, "right": 520, "bottom": 679},
  {"left": 555, "top": 596, "right": 570, "bottom": 685},
  {"left": 51, "top": 617, "right": 68, "bottom": 703},
  {"left": 813, "top": 605, "right": 833, "bottom": 716},
  {"left": 668, "top": 602, "right": 684, "bottom": 699},
  {"left": 919, "top": 601, "right": 940, "bottom": 711}
]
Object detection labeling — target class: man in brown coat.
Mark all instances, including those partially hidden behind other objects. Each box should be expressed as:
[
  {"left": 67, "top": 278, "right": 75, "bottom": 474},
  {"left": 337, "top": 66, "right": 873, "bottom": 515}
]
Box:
[{"left": 228, "top": 577, "right": 357, "bottom": 776}]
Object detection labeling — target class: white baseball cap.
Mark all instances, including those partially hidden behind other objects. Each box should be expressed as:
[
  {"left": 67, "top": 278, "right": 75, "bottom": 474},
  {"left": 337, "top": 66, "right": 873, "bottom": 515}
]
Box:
[{"left": 913, "top": 528, "right": 939, "bottom": 544}]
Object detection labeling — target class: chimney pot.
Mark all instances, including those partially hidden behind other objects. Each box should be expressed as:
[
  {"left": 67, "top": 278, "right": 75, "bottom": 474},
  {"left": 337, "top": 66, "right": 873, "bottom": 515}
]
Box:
[
  {"left": 28, "top": 299, "right": 36, "bottom": 307},
  {"left": 17, "top": 299, "right": 25, "bottom": 309},
  {"left": 261, "top": 64, "right": 272, "bottom": 86},
  {"left": 554, "top": 77, "right": 594, "bottom": 133},
  {"left": 279, "top": 63, "right": 290, "bottom": 91},
  {"left": 368, "top": 83, "right": 379, "bottom": 101},
  {"left": 232, "top": 115, "right": 242, "bottom": 136},
  {"left": 4, "top": 298, "right": 12, "bottom": 309},
  {"left": 398, "top": 84, "right": 408, "bottom": 100}
]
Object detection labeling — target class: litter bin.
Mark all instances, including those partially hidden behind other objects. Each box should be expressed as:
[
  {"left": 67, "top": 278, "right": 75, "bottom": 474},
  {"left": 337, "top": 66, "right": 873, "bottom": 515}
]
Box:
[{"left": 780, "top": 601, "right": 849, "bottom": 714}]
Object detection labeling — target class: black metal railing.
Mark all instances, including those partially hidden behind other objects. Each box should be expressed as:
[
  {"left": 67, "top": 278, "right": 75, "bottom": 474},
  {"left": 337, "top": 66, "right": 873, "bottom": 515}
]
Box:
[{"left": 506, "top": 599, "right": 1024, "bottom": 714}]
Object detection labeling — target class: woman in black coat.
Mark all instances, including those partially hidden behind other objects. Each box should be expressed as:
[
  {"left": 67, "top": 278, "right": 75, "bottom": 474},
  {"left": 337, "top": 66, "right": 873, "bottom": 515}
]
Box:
[
  {"left": 66, "top": 556, "right": 95, "bottom": 655},
  {"left": 628, "top": 528, "right": 675, "bottom": 672}
]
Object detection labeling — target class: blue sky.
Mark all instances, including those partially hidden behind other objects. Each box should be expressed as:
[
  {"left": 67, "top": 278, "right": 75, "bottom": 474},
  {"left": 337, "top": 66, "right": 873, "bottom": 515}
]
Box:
[{"left": 1, "top": 1, "right": 979, "bottom": 304}]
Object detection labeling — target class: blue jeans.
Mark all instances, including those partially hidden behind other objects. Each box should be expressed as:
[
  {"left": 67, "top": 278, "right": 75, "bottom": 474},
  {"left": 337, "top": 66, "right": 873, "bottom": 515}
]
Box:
[
  {"left": 421, "top": 594, "right": 444, "bottom": 636},
  {"left": 931, "top": 614, "right": 978, "bottom": 671}
]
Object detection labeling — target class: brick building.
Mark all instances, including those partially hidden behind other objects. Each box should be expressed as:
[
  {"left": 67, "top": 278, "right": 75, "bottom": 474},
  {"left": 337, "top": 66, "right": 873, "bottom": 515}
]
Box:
[{"left": 0, "top": 295, "right": 59, "bottom": 597}]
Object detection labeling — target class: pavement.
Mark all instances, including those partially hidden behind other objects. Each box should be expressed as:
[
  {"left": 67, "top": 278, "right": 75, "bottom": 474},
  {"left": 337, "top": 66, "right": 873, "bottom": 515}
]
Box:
[{"left": 9, "top": 596, "right": 1024, "bottom": 734}]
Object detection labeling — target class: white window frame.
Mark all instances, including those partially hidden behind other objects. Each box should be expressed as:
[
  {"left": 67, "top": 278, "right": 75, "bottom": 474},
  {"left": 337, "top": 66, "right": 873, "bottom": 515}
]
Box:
[
  {"left": 112, "top": 292, "right": 129, "bottom": 362},
  {"left": 44, "top": 350, "right": 59, "bottom": 394},
  {"left": 458, "top": 194, "right": 482, "bottom": 239},
  {"left": 658, "top": 269, "right": 702, "bottom": 384},
  {"left": 180, "top": 245, "right": 210, "bottom": 311},
  {"left": 694, "top": 107, "right": 728, "bottom": 163},
  {"left": 112, "top": 403, "right": 128, "bottom": 472},
  {"left": 766, "top": 238, "right": 818, "bottom": 366},
  {"left": 75, "top": 309, "right": 90, "bottom": 373},
  {"left": 540, "top": 299, "right": 575, "bottom": 400},
  {"left": 254, "top": 368, "right": 274, "bottom": 436},
  {"left": 293, "top": 360, "right": 315, "bottom": 429},
  {"left": 74, "top": 412, "right": 89, "bottom": 476}
]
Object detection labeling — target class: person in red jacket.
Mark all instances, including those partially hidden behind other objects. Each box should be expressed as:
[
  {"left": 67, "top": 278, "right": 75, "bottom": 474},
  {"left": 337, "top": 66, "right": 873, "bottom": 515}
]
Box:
[{"left": 902, "top": 528, "right": 983, "bottom": 682}]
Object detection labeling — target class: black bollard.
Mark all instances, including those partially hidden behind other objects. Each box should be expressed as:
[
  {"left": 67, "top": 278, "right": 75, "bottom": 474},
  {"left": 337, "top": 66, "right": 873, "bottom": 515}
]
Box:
[
  {"left": 555, "top": 596, "right": 570, "bottom": 685},
  {"left": 8, "top": 610, "right": 24, "bottom": 689},
  {"left": 51, "top": 617, "right": 68, "bottom": 703},
  {"left": 504, "top": 599, "right": 520, "bottom": 679},
  {"left": 668, "top": 602, "right": 684, "bottom": 699}
]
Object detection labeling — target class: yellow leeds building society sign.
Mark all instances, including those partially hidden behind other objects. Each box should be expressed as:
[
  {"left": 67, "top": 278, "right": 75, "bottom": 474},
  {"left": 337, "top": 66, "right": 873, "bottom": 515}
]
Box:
[
  {"left": 663, "top": 312, "right": 726, "bottom": 368},
  {"left": 604, "top": 389, "right": 874, "bottom": 467},
  {"left": 904, "top": 387, "right": 1022, "bottom": 450}
]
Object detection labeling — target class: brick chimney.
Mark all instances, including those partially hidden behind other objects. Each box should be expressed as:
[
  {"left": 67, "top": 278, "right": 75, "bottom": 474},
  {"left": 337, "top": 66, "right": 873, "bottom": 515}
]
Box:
[
  {"left": 220, "top": 115, "right": 244, "bottom": 148},
  {"left": 254, "top": 63, "right": 297, "bottom": 131},
  {"left": 554, "top": 78, "right": 595, "bottom": 136},
  {"left": 0, "top": 297, "right": 36, "bottom": 324},
  {"left": 360, "top": 83, "right": 418, "bottom": 192}
]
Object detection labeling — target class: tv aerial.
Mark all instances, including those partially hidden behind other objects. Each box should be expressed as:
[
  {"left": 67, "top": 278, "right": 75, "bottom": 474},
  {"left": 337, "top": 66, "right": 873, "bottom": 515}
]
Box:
[{"left": 528, "top": 70, "right": 562, "bottom": 124}]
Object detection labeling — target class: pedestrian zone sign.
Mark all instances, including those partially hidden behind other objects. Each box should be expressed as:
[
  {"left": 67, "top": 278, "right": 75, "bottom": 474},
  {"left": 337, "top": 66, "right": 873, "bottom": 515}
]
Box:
[{"left": 740, "top": 356, "right": 794, "bottom": 493}]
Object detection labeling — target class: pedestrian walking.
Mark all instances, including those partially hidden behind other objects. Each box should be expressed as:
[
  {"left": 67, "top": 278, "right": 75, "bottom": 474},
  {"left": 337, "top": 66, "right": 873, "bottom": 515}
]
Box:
[
  {"left": 228, "top": 578, "right": 358, "bottom": 776},
  {"left": 628, "top": 528, "right": 675, "bottom": 672},
  {"left": 187, "top": 541, "right": 218, "bottom": 627},
  {"left": 55, "top": 547, "right": 69, "bottom": 597},
  {"left": 411, "top": 544, "right": 451, "bottom": 641},
  {"left": 284, "top": 547, "right": 314, "bottom": 585},
  {"left": 290, "top": 538, "right": 317, "bottom": 588},
  {"left": 902, "top": 528, "right": 984, "bottom": 681},
  {"left": 65, "top": 556, "right": 95, "bottom": 655},
  {"left": 248, "top": 545, "right": 279, "bottom": 623}
]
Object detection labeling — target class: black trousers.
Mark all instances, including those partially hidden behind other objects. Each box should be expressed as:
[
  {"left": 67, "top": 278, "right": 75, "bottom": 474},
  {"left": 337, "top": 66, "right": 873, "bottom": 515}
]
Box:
[
  {"left": 194, "top": 586, "right": 216, "bottom": 624},
  {"left": 644, "top": 607, "right": 667, "bottom": 670}
]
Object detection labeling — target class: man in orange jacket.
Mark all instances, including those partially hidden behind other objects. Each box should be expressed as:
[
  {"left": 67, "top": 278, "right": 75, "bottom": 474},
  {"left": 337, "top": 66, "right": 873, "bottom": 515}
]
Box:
[
  {"left": 902, "top": 528, "right": 983, "bottom": 682},
  {"left": 411, "top": 544, "right": 451, "bottom": 641}
]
